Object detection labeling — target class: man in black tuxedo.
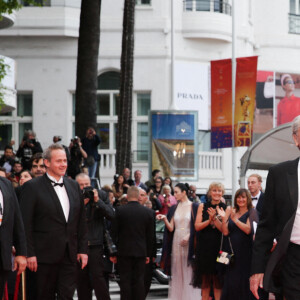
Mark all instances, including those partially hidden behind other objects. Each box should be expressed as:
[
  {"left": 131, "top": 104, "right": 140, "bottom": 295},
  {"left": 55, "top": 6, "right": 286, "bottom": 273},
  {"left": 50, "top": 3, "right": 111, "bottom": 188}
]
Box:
[
  {"left": 20, "top": 143, "right": 88, "bottom": 300},
  {"left": 248, "top": 174, "right": 265, "bottom": 218},
  {"left": 111, "top": 186, "right": 154, "bottom": 300},
  {"left": 248, "top": 174, "right": 269, "bottom": 300},
  {"left": 250, "top": 115, "right": 300, "bottom": 300},
  {"left": 0, "top": 177, "right": 27, "bottom": 298}
]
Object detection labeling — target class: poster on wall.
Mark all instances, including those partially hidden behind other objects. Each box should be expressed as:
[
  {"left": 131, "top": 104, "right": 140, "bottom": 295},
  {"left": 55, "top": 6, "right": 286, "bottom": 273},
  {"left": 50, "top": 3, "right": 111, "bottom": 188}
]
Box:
[
  {"left": 211, "top": 58, "right": 232, "bottom": 149},
  {"left": 174, "top": 61, "right": 209, "bottom": 130},
  {"left": 149, "top": 111, "right": 198, "bottom": 181},
  {"left": 233, "top": 56, "right": 258, "bottom": 147},
  {"left": 275, "top": 72, "right": 300, "bottom": 126},
  {"left": 253, "top": 70, "right": 274, "bottom": 142}
]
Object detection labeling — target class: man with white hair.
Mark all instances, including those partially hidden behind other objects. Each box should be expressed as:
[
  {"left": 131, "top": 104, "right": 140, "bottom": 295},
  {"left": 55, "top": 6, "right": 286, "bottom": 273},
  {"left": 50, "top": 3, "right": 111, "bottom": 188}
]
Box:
[{"left": 251, "top": 115, "right": 300, "bottom": 299}]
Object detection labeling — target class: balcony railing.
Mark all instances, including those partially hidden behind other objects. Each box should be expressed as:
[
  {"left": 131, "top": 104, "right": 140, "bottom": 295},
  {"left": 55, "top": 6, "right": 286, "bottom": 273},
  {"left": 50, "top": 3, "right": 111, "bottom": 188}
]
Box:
[
  {"left": 19, "top": 0, "right": 80, "bottom": 8},
  {"left": 183, "top": 0, "right": 231, "bottom": 16},
  {"left": 99, "top": 150, "right": 223, "bottom": 173},
  {"left": 289, "top": 13, "right": 300, "bottom": 34}
]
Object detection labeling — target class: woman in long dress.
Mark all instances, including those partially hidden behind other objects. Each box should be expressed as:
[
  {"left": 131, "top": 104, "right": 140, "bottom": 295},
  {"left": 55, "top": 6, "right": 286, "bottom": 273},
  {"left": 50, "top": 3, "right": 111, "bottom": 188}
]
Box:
[
  {"left": 193, "top": 182, "right": 227, "bottom": 300},
  {"left": 218, "top": 188, "right": 255, "bottom": 300},
  {"left": 157, "top": 183, "right": 200, "bottom": 300}
]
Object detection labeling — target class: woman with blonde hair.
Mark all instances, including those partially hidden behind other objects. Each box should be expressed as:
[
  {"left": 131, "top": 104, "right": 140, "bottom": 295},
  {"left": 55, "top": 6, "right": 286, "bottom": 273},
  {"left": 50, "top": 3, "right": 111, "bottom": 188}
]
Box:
[{"left": 193, "top": 182, "right": 227, "bottom": 300}]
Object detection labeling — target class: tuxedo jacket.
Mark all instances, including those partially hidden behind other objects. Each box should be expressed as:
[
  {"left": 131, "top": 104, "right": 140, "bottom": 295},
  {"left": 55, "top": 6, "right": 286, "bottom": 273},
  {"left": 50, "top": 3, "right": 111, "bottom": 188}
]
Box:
[
  {"left": 251, "top": 158, "right": 299, "bottom": 293},
  {"left": 255, "top": 191, "right": 265, "bottom": 218},
  {"left": 20, "top": 174, "right": 87, "bottom": 264},
  {"left": 0, "top": 177, "right": 26, "bottom": 270},
  {"left": 112, "top": 201, "right": 154, "bottom": 258}
]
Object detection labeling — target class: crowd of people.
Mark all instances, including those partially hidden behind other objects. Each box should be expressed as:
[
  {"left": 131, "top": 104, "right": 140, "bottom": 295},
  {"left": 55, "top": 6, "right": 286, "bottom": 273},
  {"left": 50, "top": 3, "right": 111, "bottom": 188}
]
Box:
[{"left": 2, "top": 117, "right": 300, "bottom": 300}]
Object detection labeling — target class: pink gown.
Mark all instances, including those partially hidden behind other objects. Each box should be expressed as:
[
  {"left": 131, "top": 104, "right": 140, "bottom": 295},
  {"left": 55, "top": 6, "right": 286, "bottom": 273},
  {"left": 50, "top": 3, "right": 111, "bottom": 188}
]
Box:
[{"left": 168, "top": 202, "right": 201, "bottom": 300}]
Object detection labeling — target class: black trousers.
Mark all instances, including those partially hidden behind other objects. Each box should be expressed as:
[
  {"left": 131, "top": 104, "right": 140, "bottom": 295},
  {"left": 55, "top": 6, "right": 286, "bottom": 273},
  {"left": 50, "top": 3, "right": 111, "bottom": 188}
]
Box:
[
  {"left": 35, "top": 250, "right": 77, "bottom": 300},
  {"left": 144, "top": 261, "right": 153, "bottom": 299},
  {"left": 118, "top": 256, "right": 146, "bottom": 300},
  {"left": 77, "top": 246, "right": 110, "bottom": 300},
  {"left": 0, "top": 268, "right": 9, "bottom": 299},
  {"left": 281, "top": 243, "right": 300, "bottom": 300}
]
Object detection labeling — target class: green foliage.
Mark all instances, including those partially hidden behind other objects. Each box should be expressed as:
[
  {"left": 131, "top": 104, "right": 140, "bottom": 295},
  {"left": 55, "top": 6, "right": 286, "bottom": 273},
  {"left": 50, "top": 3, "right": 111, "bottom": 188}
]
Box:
[
  {"left": 0, "top": 58, "right": 9, "bottom": 111},
  {"left": 0, "top": 0, "right": 44, "bottom": 17},
  {"left": 0, "top": 0, "right": 22, "bottom": 15}
]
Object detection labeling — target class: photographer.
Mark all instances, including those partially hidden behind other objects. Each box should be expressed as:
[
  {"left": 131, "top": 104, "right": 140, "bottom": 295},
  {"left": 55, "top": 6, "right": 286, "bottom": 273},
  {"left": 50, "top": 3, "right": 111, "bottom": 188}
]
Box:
[
  {"left": 68, "top": 136, "right": 87, "bottom": 179},
  {"left": 16, "top": 130, "right": 43, "bottom": 170},
  {"left": 75, "top": 173, "right": 114, "bottom": 300},
  {"left": 81, "top": 127, "right": 101, "bottom": 178}
]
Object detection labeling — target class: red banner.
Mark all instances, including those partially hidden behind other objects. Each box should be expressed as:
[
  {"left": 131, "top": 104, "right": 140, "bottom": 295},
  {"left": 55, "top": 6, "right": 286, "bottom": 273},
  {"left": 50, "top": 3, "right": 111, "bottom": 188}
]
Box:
[
  {"left": 234, "top": 56, "right": 258, "bottom": 147},
  {"left": 211, "top": 59, "right": 232, "bottom": 149}
]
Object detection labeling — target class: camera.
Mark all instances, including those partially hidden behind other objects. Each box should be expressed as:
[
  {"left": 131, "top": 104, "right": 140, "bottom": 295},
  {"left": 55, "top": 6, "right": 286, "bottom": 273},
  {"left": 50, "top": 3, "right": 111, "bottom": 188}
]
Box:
[{"left": 82, "top": 186, "right": 94, "bottom": 202}]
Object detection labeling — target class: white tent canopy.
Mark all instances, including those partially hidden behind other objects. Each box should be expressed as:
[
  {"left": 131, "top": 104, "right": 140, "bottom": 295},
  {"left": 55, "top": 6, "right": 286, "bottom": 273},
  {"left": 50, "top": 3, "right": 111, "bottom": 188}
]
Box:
[{"left": 240, "top": 122, "right": 300, "bottom": 179}]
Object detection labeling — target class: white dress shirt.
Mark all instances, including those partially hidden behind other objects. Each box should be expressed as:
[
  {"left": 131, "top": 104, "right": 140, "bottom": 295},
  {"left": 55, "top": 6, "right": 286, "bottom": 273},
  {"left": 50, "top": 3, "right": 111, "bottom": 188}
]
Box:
[
  {"left": 47, "top": 173, "right": 70, "bottom": 222},
  {"left": 251, "top": 191, "right": 261, "bottom": 208},
  {"left": 290, "top": 160, "right": 300, "bottom": 244}
]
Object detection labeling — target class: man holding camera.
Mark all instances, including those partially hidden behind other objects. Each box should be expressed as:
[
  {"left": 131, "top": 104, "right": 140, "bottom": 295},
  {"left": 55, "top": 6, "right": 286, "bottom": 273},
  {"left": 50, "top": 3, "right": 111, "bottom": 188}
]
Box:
[
  {"left": 68, "top": 136, "right": 87, "bottom": 179},
  {"left": 75, "top": 173, "right": 114, "bottom": 300},
  {"left": 81, "top": 127, "right": 101, "bottom": 178},
  {"left": 16, "top": 130, "right": 43, "bottom": 170}
]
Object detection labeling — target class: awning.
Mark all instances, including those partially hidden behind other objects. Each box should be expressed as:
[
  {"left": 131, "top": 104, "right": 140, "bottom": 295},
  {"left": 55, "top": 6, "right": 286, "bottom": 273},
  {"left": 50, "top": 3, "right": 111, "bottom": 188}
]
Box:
[{"left": 240, "top": 122, "right": 299, "bottom": 178}]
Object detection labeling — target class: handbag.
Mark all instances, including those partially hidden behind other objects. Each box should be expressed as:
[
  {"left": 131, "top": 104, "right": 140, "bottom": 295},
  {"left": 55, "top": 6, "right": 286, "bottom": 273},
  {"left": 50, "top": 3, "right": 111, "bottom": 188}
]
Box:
[
  {"left": 216, "top": 234, "right": 234, "bottom": 265},
  {"left": 103, "top": 219, "right": 117, "bottom": 257}
]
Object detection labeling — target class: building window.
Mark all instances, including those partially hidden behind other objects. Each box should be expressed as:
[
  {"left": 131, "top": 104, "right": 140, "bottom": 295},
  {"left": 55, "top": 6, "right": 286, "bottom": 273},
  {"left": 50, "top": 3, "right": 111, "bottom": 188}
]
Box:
[
  {"left": 136, "top": 0, "right": 151, "bottom": 5},
  {"left": 0, "top": 92, "right": 33, "bottom": 150},
  {"left": 289, "top": 0, "right": 300, "bottom": 34},
  {"left": 184, "top": 0, "right": 231, "bottom": 15},
  {"left": 72, "top": 72, "right": 151, "bottom": 161}
]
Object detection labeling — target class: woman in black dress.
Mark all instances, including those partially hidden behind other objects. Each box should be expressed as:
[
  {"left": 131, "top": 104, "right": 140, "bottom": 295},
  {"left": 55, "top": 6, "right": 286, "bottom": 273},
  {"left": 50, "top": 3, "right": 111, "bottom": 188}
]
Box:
[
  {"left": 193, "top": 182, "right": 227, "bottom": 300},
  {"left": 218, "top": 188, "right": 255, "bottom": 300}
]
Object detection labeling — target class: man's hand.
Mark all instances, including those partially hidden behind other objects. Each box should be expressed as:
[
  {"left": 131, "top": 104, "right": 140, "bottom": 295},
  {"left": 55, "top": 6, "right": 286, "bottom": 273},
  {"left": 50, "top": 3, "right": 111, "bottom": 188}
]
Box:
[
  {"left": 27, "top": 256, "right": 38, "bottom": 272},
  {"left": 110, "top": 256, "right": 117, "bottom": 264},
  {"left": 77, "top": 254, "right": 88, "bottom": 269},
  {"left": 84, "top": 198, "right": 90, "bottom": 205},
  {"left": 14, "top": 256, "right": 27, "bottom": 275},
  {"left": 250, "top": 273, "right": 264, "bottom": 299},
  {"left": 93, "top": 189, "right": 99, "bottom": 203},
  {"left": 145, "top": 257, "right": 150, "bottom": 264}
]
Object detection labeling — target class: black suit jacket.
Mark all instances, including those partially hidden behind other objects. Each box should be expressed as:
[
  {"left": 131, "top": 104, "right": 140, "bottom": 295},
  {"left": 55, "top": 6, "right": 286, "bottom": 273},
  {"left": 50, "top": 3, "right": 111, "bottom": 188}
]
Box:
[
  {"left": 112, "top": 201, "right": 154, "bottom": 257},
  {"left": 20, "top": 174, "right": 88, "bottom": 264},
  {"left": 255, "top": 191, "right": 265, "bottom": 219},
  {"left": 251, "top": 158, "right": 299, "bottom": 293},
  {"left": 0, "top": 177, "right": 26, "bottom": 270}
]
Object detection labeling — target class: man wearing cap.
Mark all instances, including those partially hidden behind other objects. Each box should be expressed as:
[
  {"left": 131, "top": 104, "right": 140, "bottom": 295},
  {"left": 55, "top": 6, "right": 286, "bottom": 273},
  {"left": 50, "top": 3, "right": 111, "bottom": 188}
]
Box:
[{"left": 277, "top": 74, "right": 300, "bottom": 126}]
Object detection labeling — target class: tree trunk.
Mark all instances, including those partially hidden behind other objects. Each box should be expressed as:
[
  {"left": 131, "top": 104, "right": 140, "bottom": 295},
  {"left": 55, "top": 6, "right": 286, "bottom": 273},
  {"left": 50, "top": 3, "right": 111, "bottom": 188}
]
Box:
[
  {"left": 75, "top": 0, "right": 101, "bottom": 139},
  {"left": 116, "top": 0, "right": 135, "bottom": 174}
]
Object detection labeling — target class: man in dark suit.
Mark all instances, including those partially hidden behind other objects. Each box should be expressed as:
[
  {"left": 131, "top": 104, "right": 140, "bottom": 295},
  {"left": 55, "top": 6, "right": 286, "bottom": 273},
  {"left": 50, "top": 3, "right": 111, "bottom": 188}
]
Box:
[
  {"left": 248, "top": 174, "right": 269, "bottom": 300},
  {"left": 0, "top": 177, "right": 27, "bottom": 298},
  {"left": 111, "top": 186, "right": 154, "bottom": 300},
  {"left": 75, "top": 173, "right": 114, "bottom": 300},
  {"left": 250, "top": 115, "right": 300, "bottom": 300},
  {"left": 20, "top": 143, "right": 88, "bottom": 300},
  {"left": 248, "top": 173, "right": 265, "bottom": 217},
  {"left": 138, "top": 187, "right": 156, "bottom": 299}
]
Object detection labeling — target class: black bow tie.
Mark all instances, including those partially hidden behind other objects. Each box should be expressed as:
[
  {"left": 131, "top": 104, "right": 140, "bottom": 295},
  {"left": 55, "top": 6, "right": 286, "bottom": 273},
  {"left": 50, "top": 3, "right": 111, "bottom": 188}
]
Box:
[
  {"left": 252, "top": 197, "right": 257, "bottom": 200},
  {"left": 50, "top": 180, "right": 64, "bottom": 187}
]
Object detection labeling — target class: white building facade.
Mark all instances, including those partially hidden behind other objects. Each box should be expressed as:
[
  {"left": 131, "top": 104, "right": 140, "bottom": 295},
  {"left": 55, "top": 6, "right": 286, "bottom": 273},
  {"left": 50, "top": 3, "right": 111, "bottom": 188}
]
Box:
[{"left": 0, "top": 0, "right": 299, "bottom": 193}]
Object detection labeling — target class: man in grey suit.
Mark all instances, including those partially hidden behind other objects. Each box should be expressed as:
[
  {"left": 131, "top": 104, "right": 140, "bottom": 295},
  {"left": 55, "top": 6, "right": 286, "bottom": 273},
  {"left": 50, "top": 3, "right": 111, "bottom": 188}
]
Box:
[{"left": 0, "top": 176, "right": 27, "bottom": 298}]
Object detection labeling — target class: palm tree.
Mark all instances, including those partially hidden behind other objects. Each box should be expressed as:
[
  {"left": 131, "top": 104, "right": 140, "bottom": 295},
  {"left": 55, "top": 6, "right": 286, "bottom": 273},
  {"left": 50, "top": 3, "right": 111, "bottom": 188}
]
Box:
[
  {"left": 75, "top": 0, "right": 101, "bottom": 138},
  {"left": 116, "top": 0, "right": 135, "bottom": 174}
]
